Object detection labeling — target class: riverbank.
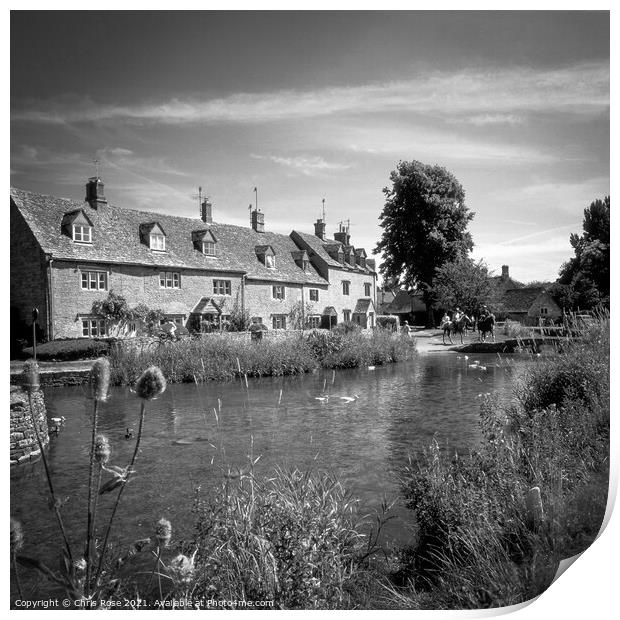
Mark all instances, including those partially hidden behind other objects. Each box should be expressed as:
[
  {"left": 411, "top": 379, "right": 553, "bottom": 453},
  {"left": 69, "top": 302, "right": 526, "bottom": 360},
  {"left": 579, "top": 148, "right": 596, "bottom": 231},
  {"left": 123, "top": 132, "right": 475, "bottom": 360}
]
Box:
[{"left": 10, "top": 329, "right": 417, "bottom": 387}]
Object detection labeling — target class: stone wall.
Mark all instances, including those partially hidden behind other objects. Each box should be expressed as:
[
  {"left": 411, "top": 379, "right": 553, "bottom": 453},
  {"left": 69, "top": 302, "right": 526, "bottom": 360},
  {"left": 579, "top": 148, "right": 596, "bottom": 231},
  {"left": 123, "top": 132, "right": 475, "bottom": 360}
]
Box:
[
  {"left": 10, "top": 386, "right": 49, "bottom": 466},
  {"left": 50, "top": 259, "right": 244, "bottom": 338},
  {"left": 10, "top": 201, "right": 49, "bottom": 338}
]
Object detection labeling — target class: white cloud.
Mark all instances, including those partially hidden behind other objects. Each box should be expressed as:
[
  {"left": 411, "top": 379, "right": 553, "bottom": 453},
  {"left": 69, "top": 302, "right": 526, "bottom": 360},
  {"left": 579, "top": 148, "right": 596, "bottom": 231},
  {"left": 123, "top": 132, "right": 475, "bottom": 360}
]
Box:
[
  {"left": 451, "top": 113, "right": 524, "bottom": 126},
  {"left": 12, "top": 61, "right": 608, "bottom": 126},
  {"left": 250, "top": 153, "right": 352, "bottom": 176}
]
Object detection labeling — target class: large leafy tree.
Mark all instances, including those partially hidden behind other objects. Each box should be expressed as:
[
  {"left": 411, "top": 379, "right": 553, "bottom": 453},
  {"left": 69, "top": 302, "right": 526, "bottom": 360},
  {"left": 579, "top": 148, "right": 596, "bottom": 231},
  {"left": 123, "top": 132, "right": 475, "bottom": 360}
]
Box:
[
  {"left": 433, "top": 258, "right": 491, "bottom": 316},
  {"left": 375, "top": 160, "right": 474, "bottom": 322},
  {"left": 558, "top": 196, "right": 610, "bottom": 309}
]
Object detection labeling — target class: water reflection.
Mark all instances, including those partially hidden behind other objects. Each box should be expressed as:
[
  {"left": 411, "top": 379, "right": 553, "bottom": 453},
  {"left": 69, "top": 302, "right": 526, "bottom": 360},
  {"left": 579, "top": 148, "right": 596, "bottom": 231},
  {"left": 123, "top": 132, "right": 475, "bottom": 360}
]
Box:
[{"left": 11, "top": 353, "right": 528, "bottom": 596}]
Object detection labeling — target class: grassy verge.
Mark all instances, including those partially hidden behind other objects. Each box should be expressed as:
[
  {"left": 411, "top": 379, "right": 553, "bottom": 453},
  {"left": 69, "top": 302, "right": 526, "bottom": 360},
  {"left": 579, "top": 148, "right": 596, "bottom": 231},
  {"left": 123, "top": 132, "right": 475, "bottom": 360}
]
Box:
[
  {"left": 390, "top": 315, "right": 609, "bottom": 608},
  {"left": 108, "top": 328, "right": 417, "bottom": 385}
]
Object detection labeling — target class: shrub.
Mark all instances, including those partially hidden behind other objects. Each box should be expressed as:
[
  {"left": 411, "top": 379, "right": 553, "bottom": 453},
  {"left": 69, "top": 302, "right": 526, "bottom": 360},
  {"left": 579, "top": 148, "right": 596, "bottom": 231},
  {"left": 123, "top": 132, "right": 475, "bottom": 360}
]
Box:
[{"left": 22, "top": 338, "right": 112, "bottom": 361}]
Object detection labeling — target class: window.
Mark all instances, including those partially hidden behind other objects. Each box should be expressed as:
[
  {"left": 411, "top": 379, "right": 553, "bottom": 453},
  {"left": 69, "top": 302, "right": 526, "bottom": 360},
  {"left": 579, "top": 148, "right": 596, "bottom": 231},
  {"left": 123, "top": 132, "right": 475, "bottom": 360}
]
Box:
[
  {"left": 272, "top": 285, "right": 286, "bottom": 300},
  {"left": 342, "top": 281, "right": 350, "bottom": 295},
  {"left": 364, "top": 283, "right": 371, "bottom": 297},
  {"left": 540, "top": 307, "right": 548, "bottom": 315},
  {"left": 82, "top": 318, "right": 106, "bottom": 338},
  {"left": 309, "top": 289, "right": 319, "bottom": 302},
  {"left": 265, "top": 255, "right": 275, "bottom": 269},
  {"left": 159, "top": 272, "right": 180, "bottom": 289},
  {"left": 81, "top": 270, "right": 107, "bottom": 291},
  {"left": 213, "top": 279, "right": 232, "bottom": 295},
  {"left": 343, "top": 309, "right": 351, "bottom": 323},
  {"left": 73, "top": 225, "right": 92, "bottom": 243},
  {"left": 150, "top": 233, "right": 166, "bottom": 251},
  {"left": 272, "top": 315, "right": 287, "bottom": 330},
  {"left": 203, "top": 241, "right": 216, "bottom": 256},
  {"left": 301, "top": 259, "right": 309, "bottom": 271},
  {"left": 307, "top": 316, "right": 321, "bottom": 329}
]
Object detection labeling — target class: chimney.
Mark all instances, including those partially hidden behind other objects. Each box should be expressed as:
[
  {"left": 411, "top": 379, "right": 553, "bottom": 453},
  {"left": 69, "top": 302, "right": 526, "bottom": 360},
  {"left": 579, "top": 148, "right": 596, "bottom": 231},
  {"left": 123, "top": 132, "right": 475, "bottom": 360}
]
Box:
[
  {"left": 201, "top": 200, "right": 212, "bottom": 224},
  {"left": 85, "top": 177, "right": 107, "bottom": 208},
  {"left": 314, "top": 218, "right": 326, "bottom": 240},
  {"left": 334, "top": 223, "right": 350, "bottom": 247},
  {"left": 501, "top": 265, "right": 509, "bottom": 279},
  {"left": 251, "top": 209, "right": 265, "bottom": 233}
]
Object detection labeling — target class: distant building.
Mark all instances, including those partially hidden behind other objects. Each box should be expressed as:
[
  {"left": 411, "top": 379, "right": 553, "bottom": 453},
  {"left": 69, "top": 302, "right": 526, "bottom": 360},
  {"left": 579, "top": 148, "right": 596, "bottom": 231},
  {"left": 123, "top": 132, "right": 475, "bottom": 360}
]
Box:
[
  {"left": 10, "top": 178, "right": 377, "bottom": 340},
  {"left": 499, "top": 287, "right": 562, "bottom": 325},
  {"left": 488, "top": 265, "right": 523, "bottom": 313},
  {"left": 384, "top": 290, "right": 433, "bottom": 325},
  {"left": 376, "top": 287, "right": 396, "bottom": 314}
]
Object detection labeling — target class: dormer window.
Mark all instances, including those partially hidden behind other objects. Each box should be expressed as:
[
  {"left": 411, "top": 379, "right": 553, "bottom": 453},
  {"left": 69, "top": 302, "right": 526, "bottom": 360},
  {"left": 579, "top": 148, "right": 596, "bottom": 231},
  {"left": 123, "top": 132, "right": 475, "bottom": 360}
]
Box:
[
  {"left": 62, "top": 209, "right": 93, "bottom": 244},
  {"left": 140, "top": 222, "right": 167, "bottom": 251},
  {"left": 192, "top": 229, "right": 218, "bottom": 256},
  {"left": 73, "top": 224, "right": 92, "bottom": 243},
  {"left": 255, "top": 245, "right": 276, "bottom": 268},
  {"left": 150, "top": 233, "right": 166, "bottom": 251},
  {"left": 292, "top": 249, "right": 309, "bottom": 271}
]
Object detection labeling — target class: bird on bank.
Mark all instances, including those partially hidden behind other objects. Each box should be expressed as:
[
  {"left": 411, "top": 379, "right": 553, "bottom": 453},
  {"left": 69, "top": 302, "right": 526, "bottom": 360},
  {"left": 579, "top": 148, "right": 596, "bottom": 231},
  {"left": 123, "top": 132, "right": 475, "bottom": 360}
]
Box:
[
  {"left": 50, "top": 416, "right": 66, "bottom": 425},
  {"left": 338, "top": 395, "right": 359, "bottom": 404},
  {"left": 314, "top": 395, "right": 329, "bottom": 403}
]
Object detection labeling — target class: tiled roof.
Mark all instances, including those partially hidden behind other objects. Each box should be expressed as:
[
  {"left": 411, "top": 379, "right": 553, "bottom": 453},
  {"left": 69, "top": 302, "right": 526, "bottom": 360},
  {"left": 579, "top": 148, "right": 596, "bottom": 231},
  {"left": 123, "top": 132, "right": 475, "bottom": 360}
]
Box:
[
  {"left": 500, "top": 287, "right": 545, "bottom": 312},
  {"left": 353, "top": 298, "right": 373, "bottom": 314},
  {"left": 11, "top": 187, "right": 327, "bottom": 286},
  {"left": 385, "top": 291, "right": 431, "bottom": 314},
  {"left": 291, "top": 230, "right": 375, "bottom": 275}
]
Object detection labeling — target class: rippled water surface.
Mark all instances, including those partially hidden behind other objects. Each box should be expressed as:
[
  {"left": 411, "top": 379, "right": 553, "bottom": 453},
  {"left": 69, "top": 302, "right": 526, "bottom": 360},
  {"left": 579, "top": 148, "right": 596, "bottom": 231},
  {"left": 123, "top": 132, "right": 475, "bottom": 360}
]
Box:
[{"left": 11, "top": 352, "right": 529, "bottom": 596}]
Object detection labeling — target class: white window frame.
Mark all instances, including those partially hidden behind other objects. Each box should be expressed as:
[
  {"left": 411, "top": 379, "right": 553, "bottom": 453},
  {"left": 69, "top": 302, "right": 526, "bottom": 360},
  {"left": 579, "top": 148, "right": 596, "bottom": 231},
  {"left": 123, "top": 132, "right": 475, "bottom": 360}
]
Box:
[
  {"left": 342, "top": 281, "right": 350, "bottom": 295},
  {"left": 265, "top": 255, "right": 275, "bottom": 269},
  {"left": 272, "top": 285, "right": 286, "bottom": 300},
  {"left": 343, "top": 309, "right": 351, "bottom": 322},
  {"left": 159, "top": 272, "right": 181, "bottom": 289},
  {"left": 81, "top": 270, "right": 107, "bottom": 291},
  {"left": 73, "top": 225, "right": 92, "bottom": 243},
  {"left": 203, "top": 240, "right": 216, "bottom": 256},
  {"left": 309, "top": 289, "right": 319, "bottom": 302},
  {"left": 213, "top": 279, "right": 232, "bottom": 295},
  {"left": 150, "top": 233, "right": 166, "bottom": 251},
  {"left": 364, "top": 283, "right": 371, "bottom": 297},
  {"left": 81, "top": 317, "right": 107, "bottom": 338},
  {"left": 272, "top": 314, "right": 287, "bottom": 330}
]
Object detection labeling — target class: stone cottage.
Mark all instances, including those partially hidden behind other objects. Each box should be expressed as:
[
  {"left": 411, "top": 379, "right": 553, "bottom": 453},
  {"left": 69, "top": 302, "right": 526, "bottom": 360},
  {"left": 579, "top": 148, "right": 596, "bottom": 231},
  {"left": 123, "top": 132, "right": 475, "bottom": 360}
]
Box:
[{"left": 10, "top": 178, "right": 377, "bottom": 341}]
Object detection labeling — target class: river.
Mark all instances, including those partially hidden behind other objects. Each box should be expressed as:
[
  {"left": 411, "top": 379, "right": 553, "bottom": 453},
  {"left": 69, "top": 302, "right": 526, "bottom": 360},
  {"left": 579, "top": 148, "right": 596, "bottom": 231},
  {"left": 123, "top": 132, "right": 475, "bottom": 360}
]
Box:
[{"left": 10, "top": 351, "right": 528, "bottom": 598}]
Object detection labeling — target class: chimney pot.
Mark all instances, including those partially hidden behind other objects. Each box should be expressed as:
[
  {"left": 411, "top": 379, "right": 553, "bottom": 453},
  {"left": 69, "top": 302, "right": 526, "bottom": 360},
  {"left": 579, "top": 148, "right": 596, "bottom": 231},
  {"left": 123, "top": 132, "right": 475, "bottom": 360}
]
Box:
[
  {"left": 201, "top": 200, "right": 213, "bottom": 224},
  {"left": 251, "top": 209, "right": 265, "bottom": 233},
  {"left": 314, "top": 218, "right": 326, "bottom": 240},
  {"left": 502, "top": 265, "right": 509, "bottom": 279},
  {"left": 85, "top": 177, "right": 107, "bottom": 208}
]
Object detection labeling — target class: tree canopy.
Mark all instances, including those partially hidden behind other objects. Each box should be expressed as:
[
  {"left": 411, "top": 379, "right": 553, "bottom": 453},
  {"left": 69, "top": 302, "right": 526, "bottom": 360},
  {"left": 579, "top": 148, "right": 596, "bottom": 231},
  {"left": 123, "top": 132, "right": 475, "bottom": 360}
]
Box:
[
  {"left": 375, "top": 160, "right": 474, "bottom": 310},
  {"left": 433, "top": 258, "right": 491, "bottom": 315},
  {"left": 558, "top": 196, "right": 610, "bottom": 309}
]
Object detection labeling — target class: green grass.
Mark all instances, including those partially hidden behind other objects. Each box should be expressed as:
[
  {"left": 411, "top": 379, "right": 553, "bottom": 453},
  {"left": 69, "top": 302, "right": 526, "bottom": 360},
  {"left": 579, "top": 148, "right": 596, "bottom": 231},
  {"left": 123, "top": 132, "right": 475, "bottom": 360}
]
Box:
[{"left": 109, "top": 329, "right": 417, "bottom": 385}]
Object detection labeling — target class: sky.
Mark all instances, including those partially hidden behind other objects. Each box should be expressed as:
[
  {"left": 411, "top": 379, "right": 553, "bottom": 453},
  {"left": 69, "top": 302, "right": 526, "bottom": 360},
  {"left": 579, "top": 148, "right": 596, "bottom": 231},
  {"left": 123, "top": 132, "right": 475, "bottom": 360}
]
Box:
[{"left": 10, "top": 10, "right": 610, "bottom": 284}]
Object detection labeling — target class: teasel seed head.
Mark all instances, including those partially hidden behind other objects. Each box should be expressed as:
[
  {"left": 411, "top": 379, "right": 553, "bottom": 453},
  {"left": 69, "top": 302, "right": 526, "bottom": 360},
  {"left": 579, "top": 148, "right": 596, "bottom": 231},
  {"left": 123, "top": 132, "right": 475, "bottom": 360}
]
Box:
[
  {"left": 155, "top": 518, "right": 172, "bottom": 548},
  {"left": 94, "top": 434, "right": 111, "bottom": 465},
  {"left": 90, "top": 357, "right": 111, "bottom": 401},
  {"left": 135, "top": 366, "right": 167, "bottom": 400},
  {"left": 10, "top": 518, "right": 24, "bottom": 555},
  {"left": 525, "top": 486, "right": 544, "bottom": 525}
]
